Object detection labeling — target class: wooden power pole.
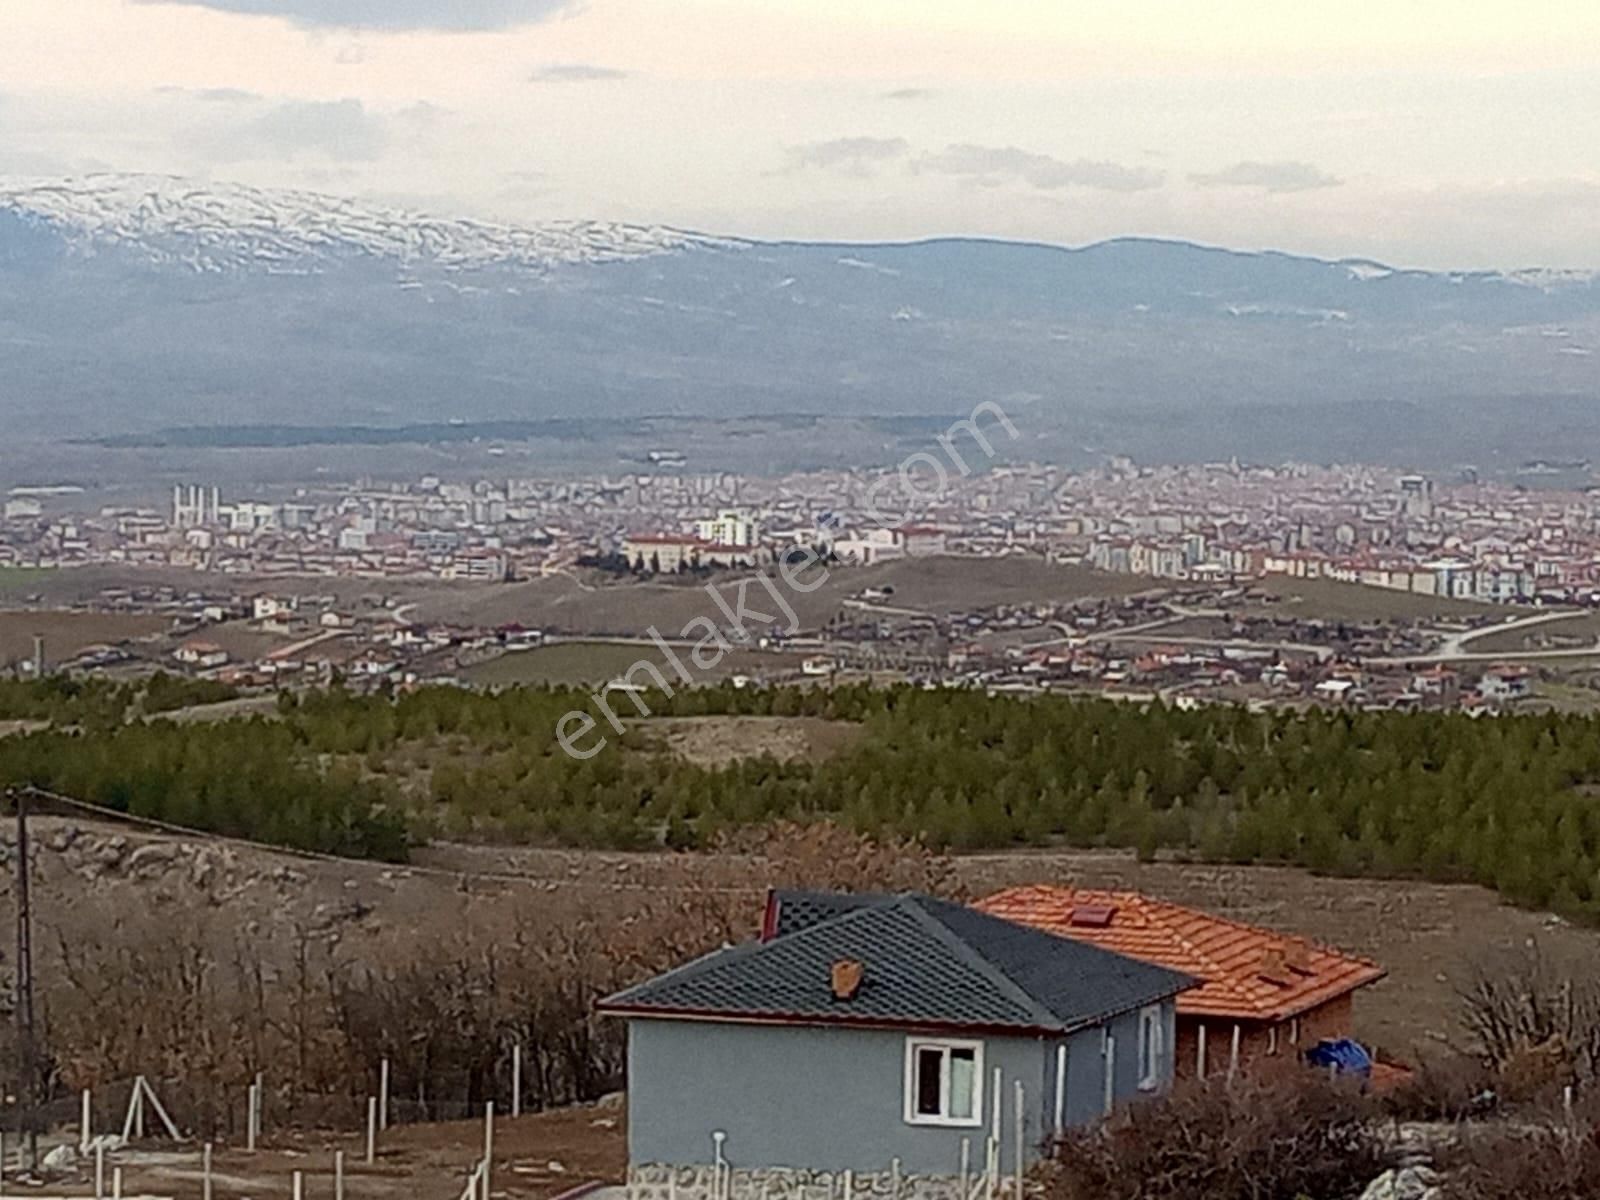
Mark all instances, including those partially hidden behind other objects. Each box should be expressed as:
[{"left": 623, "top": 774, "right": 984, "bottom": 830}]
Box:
[{"left": 9, "top": 786, "right": 38, "bottom": 1174}]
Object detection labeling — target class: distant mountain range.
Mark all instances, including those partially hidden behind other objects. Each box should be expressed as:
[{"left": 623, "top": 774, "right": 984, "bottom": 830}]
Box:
[{"left": 2, "top": 173, "right": 1597, "bottom": 464}]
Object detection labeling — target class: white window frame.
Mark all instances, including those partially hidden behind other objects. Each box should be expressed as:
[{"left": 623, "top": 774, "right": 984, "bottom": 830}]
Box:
[
  {"left": 903, "top": 1037, "right": 985, "bottom": 1128},
  {"left": 1137, "top": 1005, "right": 1165, "bottom": 1091}
]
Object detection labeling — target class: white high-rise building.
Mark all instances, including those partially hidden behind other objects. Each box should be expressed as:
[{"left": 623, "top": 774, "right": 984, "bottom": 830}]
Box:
[
  {"left": 1398, "top": 475, "right": 1434, "bottom": 519},
  {"left": 172, "top": 484, "right": 220, "bottom": 529},
  {"left": 695, "top": 509, "right": 759, "bottom": 547}
]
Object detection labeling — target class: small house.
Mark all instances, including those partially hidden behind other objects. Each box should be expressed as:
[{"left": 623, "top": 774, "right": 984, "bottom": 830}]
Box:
[
  {"left": 172, "top": 640, "right": 229, "bottom": 670},
  {"left": 599, "top": 890, "right": 1195, "bottom": 1200},
  {"left": 978, "top": 887, "right": 1386, "bottom": 1080},
  {"left": 1478, "top": 664, "right": 1532, "bottom": 703}
]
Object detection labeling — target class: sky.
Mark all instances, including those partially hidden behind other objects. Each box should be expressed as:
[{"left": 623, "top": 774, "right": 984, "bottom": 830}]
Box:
[{"left": 3, "top": 0, "right": 1598, "bottom": 269}]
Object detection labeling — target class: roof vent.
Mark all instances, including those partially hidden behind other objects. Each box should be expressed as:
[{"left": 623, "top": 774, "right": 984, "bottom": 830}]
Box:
[
  {"left": 1068, "top": 904, "right": 1118, "bottom": 929},
  {"left": 831, "top": 958, "right": 864, "bottom": 1001},
  {"left": 1257, "top": 948, "right": 1292, "bottom": 987},
  {"left": 1285, "top": 940, "right": 1317, "bottom": 977}
]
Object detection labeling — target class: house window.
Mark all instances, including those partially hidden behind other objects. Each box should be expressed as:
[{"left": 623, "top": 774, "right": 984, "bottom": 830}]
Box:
[
  {"left": 1137, "top": 1006, "right": 1164, "bottom": 1090},
  {"left": 904, "top": 1038, "right": 984, "bottom": 1127}
]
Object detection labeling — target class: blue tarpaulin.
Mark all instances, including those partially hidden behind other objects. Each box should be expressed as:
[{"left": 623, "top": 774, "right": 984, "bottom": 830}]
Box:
[{"left": 1305, "top": 1037, "right": 1373, "bottom": 1078}]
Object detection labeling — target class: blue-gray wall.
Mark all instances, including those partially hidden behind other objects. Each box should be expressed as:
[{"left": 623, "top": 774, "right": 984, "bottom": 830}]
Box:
[
  {"left": 626, "top": 1004, "right": 1176, "bottom": 1179},
  {"left": 1053, "top": 1001, "right": 1177, "bottom": 1128}
]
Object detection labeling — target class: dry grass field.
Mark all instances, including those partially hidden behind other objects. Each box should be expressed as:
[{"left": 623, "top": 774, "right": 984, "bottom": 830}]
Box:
[
  {"left": 1254, "top": 576, "right": 1508, "bottom": 622},
  {"left": 0, "top": 609, "right": 168, "bottom": 664},
  {"left": 1462, "top": 610, "right": 1600, "bottom": 654},
  {"left": 423, "top": 556, "right": 1148, "bottom": 637},
  {"left": 632, "top": 715, "right": 863, "bottom": 767}
]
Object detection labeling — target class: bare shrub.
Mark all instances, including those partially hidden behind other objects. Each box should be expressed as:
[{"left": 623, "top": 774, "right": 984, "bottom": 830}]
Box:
[
  {"left": 1454, "top": 940, "right": 1600, "bottom": 1100},
  {"left": 22, "top": 820, "right": 953, "bottom": 1133},
  {"left": 1380, "top": 1051, "right": 1501, "bottom": 1123},
  {"left": 708, "top": 820, "right": 963, "bottom": 898},
  {"left": 1439, "top": 1121, "right": 1600, "bottom": 1200},
  {"left": 1044, "top": 1073, "right": 1388, "bottom": 1200}
]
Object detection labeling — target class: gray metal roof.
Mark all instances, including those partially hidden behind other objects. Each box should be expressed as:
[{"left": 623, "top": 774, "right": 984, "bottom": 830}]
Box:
[
  {"left": 600, "top": 892, "right": 1196, "bottom": 1035},
  {"left": 767, "top": 888, "right": 892, "bottom": 939}
]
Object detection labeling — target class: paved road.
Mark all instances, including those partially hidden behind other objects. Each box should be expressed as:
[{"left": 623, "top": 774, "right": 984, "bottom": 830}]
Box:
[{"left": 1371, "top": 610, "right": 1598, "bottom": 665}]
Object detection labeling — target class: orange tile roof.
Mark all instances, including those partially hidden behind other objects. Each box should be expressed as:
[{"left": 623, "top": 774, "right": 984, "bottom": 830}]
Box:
[{"left": 977, "top": 885, "right": 1385, "bottom": 1022}]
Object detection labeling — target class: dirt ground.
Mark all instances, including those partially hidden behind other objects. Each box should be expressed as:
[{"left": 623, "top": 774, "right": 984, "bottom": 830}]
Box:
[
  {"left": 636, "top": 715, "right": 862, "bottom": 767},
  {"left": 19, "top": 1099, "right": 627, "bottom": 1198},
  {"left": 0, "top": 610, "right": 168, "bottom": 665},
  {"left": 410, "top": 841, "right": 1600, "bottom": 1065}
]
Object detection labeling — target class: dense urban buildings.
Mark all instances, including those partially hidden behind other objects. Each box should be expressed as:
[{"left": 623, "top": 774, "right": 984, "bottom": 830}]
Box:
[{"left": 4, "top": 462, "right": 1599, "bottom": 604}]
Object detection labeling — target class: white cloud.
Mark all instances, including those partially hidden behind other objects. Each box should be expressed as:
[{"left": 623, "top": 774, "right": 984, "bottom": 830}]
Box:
[
  {"left": 1192, "top": 160, "right": 1343, "bottom": 193},
  {"left": 782, "top": 136, "right": 910, "bottom": 177},
  {"left": 186, "top": 98, "right": 390, "bottom": 163},
  {"left": 130, "top": 0, "right": 576, "bottom": 32},
  {"left": 528, "top": 64, "right": 631, "bottom": 83},
  {"left": 918, "top": 144, "right": 1164, "bottom": 193}
]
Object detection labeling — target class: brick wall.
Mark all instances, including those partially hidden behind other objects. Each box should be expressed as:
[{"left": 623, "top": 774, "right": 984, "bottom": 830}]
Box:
[{"left": 1173, "top": 994, "right": 1357, "bottom": 1079}]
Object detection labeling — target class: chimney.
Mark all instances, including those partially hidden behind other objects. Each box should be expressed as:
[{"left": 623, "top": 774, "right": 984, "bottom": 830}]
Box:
[
  {"left": 1257, "top": 947, "right": 1291, "bottom": 987},
  {"left": 1285, "top": 940, "right": 1317, "bottom": 977},
  {"left": 831, "top": 958, "right": 864, "bottom": 1001},
  {"left": 1068, "top": 904, "right": 1117, "bottom": 929}
]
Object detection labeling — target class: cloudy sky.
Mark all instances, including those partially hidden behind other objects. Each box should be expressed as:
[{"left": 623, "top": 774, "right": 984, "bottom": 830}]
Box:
[{"left": 4, "top": 0, "right": 1598, "bottom": 268}]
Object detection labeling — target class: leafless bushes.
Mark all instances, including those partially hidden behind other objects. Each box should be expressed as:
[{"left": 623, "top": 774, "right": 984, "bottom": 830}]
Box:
[
  {"left": 1438, "top": 1121, "right": 1600, "bottom": 1200},
  {"left": 20, "top": 821, "right": 956, "bottom": 1135},
  {"left": 1379, "top": 1052, "right": 1500, "bottom": 1123},
  {"left": 1044, "top": 1073, "right": 1388, "bottom": 1200},
  {"left": 1455, "top": 940, "right": 1600, "bottom": 1091}
]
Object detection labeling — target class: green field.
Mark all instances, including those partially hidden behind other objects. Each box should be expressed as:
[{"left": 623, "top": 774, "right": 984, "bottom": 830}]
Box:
[{"left": 0, "top": 566, "right": 54, "bottom": 597}]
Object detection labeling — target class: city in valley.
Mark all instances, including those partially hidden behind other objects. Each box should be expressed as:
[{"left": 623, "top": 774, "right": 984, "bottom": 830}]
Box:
[
  {"left": 4, "top": 4, "right": 1600, "bottom": 1195},
  {"left": 5, "top": 455, "right": 1600, "bottom": 713}
]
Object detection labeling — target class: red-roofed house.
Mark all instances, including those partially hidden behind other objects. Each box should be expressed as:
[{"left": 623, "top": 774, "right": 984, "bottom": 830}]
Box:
[{"left": 977, "top": 885, "right": 1385, "bottom": 1079}]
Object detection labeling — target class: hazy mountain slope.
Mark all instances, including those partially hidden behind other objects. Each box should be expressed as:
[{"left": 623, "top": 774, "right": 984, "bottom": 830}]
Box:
[{"left": 1, "top": 174, "right": 1596, "bottom": 458}]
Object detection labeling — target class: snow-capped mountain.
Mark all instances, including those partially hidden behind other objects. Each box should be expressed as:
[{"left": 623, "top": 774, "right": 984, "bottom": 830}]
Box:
[
  {"left": 0, "top": 173, "right": 739, "bottom": 274},
  {"left": 1, "top": 173, "right": 1597, "bottom": 463}
]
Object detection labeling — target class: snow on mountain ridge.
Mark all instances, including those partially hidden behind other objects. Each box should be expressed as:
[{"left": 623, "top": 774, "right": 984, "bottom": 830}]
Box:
[{"left": 0, "top": 173, "right": 743, "bottom": 273}]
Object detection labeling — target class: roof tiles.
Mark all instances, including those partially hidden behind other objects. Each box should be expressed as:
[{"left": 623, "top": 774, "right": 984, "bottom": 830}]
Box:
[
  {"left": 601, "top": 892, "right": 1196, "bottom": 1035},
  {"left": 976, "top": 886, "right": 1385, "bottom": 1023}
]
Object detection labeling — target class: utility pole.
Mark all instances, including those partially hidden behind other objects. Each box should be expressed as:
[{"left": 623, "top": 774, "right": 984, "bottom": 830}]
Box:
[{"left": 10, "top": 786, "right": 38, "bottom": 1174}]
